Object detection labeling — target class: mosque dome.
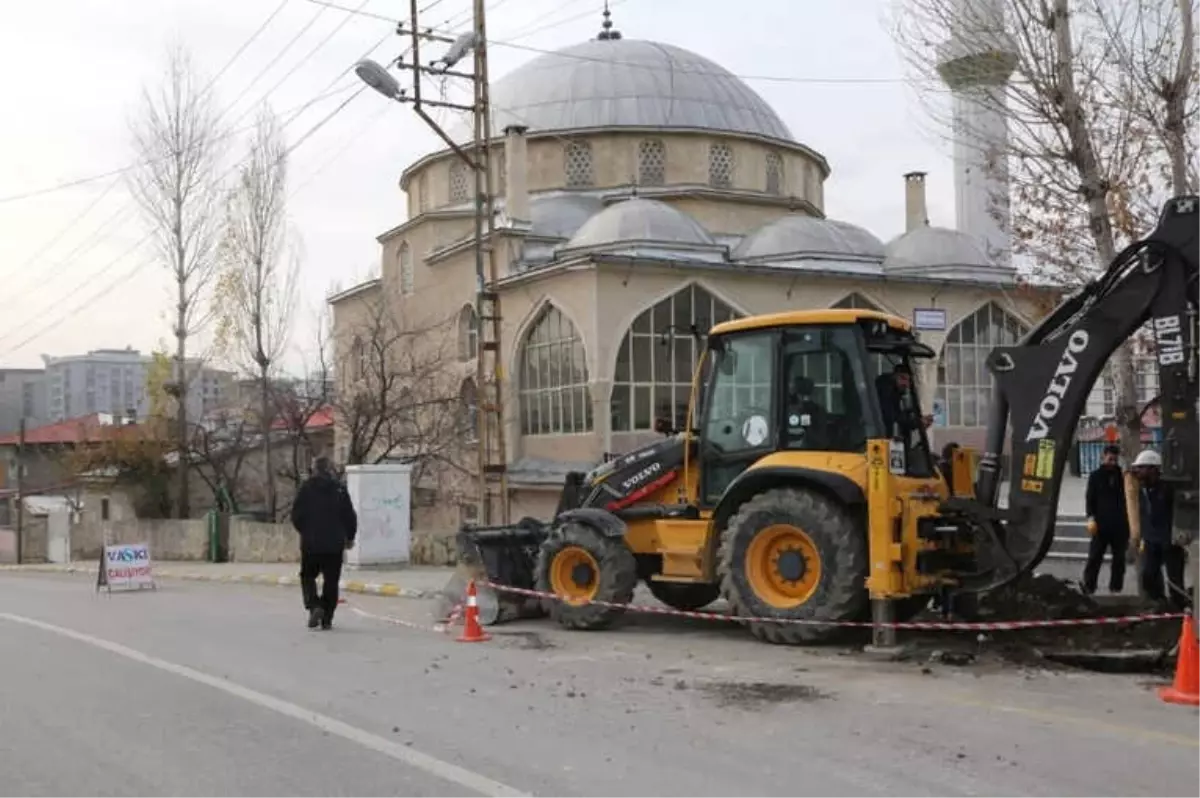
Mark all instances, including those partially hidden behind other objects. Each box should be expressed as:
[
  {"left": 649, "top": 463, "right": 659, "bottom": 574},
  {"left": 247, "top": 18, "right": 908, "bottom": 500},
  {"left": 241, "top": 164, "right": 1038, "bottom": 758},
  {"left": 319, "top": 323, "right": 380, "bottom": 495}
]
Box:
[
  {"left": 734, "top": 216, "right": 885, "bottom": 261},
  {"left": 562, "top": 198, "right": 716, "bottom": 251},
  {"left": 479, "top": 30, "right": 793, "bottom": 143},
  {"left": 883, "top": 226, "right": 992, "bottom": 272}
]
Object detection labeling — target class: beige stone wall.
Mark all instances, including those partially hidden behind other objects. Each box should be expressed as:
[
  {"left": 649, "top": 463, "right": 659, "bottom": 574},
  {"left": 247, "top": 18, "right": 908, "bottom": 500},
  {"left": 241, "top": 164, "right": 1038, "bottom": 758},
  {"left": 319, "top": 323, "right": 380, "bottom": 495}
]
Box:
[
  {"left": 228, "top": 519, "right": 298, "bottom": 563},
  {"left": 72, "top": 519, "right": 209, "bottom": 561}
]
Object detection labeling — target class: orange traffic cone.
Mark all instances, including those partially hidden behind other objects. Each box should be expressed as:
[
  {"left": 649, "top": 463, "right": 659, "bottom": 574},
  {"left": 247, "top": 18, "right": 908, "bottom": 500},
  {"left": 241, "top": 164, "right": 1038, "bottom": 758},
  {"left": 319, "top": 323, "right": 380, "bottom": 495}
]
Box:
[
  {"left": 1158, "top": 613, "right": 1199, "bottom": 706},
  {"left": 456, "top": 579, "right": 491, "bottom": 643}
]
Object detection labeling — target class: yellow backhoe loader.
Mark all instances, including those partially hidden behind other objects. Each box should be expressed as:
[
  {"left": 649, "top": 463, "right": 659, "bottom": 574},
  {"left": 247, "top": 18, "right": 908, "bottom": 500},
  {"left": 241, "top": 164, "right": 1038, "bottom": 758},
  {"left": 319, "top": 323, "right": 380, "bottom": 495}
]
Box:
[{"left": 453, "top": 196, "right": 1198, "bottom": 644}]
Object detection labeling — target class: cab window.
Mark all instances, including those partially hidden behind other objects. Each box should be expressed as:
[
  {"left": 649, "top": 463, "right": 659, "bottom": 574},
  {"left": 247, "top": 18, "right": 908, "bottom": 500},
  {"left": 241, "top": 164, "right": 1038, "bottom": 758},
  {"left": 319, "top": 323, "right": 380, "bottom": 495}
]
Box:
[{"left": 782, "top": 326, "right": 879, "bottom": 452}]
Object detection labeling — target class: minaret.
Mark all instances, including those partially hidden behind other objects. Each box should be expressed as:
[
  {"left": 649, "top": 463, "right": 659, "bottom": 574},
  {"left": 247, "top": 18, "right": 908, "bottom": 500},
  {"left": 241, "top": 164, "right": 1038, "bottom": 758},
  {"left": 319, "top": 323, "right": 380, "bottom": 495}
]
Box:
[{"left": 936, "top": 0, "right": 1017, "bottom": 269}]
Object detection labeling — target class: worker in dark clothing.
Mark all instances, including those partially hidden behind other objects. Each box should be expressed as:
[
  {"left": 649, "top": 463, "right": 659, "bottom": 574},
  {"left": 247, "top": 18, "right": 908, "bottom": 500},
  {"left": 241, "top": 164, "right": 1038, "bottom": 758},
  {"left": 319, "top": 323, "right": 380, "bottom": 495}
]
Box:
[
  {"left": 1130, "top": 449, "right": 1188, "bottom": 610},
  {"left": 785, "top": 373, "right": 828, "bottom": 449},
  {"left": 938, "top": 442, "right": 960, "bottom": 492},
  {"left": 876, "top": 364, "right": 932, "bottom": 439},
  {"left": 291, "top": 457, "right": 358, "bottom": 630},
  {"left": 1082, "top": 444, "right": 1129, "bottom": 594}
]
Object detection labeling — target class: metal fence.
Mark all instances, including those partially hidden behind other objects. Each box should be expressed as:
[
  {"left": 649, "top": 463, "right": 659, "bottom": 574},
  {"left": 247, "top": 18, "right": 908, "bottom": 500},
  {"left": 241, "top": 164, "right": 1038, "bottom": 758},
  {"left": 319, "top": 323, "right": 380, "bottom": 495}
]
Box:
[{"left": 1077, "top": 427, "right": 1163, "bottom": 477}]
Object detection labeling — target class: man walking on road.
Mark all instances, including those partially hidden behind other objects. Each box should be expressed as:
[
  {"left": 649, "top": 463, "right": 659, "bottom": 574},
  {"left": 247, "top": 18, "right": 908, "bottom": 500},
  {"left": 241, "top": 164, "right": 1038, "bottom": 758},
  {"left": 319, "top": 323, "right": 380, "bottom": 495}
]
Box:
[
  {"left": 1082, "top": 444, "right": 1129, "bottom": 594},
  {"left": 291, "top": 458, "right": 357, "bottom": 630}
]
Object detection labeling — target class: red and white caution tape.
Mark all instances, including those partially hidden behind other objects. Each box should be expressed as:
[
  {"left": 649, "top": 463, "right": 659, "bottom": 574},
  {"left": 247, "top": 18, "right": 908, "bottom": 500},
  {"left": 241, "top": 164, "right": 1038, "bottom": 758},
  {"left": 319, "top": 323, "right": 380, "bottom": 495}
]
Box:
[
  {"left": 349, "top": 602, "right": 462, "bottom": 635},
  {"left": 480, "top": 581, "right": 1185, "bottom": 632}
]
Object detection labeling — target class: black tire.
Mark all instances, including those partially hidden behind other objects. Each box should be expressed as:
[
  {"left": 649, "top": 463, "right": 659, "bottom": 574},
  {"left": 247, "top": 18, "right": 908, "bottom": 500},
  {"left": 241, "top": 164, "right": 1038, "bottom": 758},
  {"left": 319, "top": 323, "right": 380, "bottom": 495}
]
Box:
[
  {"left": 718, "top": 487, "right": 868, "bottom": 644},
  {"left": 646, "top": 581, "right": 721, "bottom": 612},
  {"left": 535, "top": 522, "right": 637, "bottom": 630}
]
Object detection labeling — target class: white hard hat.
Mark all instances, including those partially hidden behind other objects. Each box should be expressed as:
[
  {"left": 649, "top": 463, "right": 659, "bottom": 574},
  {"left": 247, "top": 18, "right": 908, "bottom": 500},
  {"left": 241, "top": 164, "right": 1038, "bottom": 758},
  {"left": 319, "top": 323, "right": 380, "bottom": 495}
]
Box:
[{"left": 1133, "top": 449, "right": 1162, "bottom": 468}]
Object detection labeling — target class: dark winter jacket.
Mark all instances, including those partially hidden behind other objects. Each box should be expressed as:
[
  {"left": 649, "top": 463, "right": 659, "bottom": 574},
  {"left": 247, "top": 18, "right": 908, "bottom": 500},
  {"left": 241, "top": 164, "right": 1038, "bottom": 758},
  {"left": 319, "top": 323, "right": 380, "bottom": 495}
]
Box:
[
  {"left": 1085, "top": 463, "right": 1129, "bottom": 536},
  {"left": 291, "top": 473, "right": 358, "bottom": 554},
  {"left": 1138, "top": 481, "right": 1175, "bottom": 544}
]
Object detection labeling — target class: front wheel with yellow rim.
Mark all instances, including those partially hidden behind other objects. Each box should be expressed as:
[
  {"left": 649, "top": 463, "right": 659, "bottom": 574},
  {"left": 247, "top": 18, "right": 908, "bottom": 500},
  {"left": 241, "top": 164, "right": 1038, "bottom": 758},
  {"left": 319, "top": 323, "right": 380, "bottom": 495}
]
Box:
[
  {"left": 718, "top": 487, "right": 868, "bottom": 644},
  {"left": 535, "top": 521, "right": 637, "bottom": 630}
]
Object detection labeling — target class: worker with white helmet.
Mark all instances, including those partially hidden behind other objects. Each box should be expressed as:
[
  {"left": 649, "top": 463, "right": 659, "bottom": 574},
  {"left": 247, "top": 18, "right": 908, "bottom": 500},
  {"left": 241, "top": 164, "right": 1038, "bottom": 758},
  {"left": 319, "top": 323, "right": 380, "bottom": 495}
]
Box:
[{"left": 1130, "top": 448, "right": 1188, "bottom": 609}]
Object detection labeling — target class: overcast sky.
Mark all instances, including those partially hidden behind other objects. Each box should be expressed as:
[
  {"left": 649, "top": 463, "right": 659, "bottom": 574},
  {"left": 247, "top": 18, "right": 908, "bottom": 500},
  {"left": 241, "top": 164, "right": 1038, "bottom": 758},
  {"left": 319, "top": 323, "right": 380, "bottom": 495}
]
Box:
[{"left": 0, "top": 0, "right": 956, "bottom": 374}]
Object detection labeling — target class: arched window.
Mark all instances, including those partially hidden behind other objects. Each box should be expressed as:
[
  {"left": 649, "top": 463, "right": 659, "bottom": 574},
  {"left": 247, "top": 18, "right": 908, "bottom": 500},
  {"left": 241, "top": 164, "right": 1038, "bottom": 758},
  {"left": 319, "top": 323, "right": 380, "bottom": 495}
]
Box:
[
  {"left": 448, "top": 160, "right": 469, "bottom": 203},
  {"left": 765, "top": 151, "right": 784, "bottom": 195},
  {"left": 458, "top": 304, "right": 478, "bottom": 362},
  {"left": 612, "top": 285, "right": 741, "bottom": 432},
  {"left": 519, "top": 306, "right": 591, "bottom": 435},
  {"left": 459, "top": 379, "right": 478, "bottom": 442},
  {"left": 398, "top": 242, "right": 413, "bottom": 296},
  {"left": 564, "top": 141, "right": 594, "bottom": 188},
  {"left": 493, "top": 149, "right": 506, "bottom": 195},
  {"left": 638, "top": 139, "right": 666, "bottom": 186},
  {"left": 708, "top": 142, "right": 734, "bottom": 188},
  {"left": 937, "top": 302, "right": 1027, "bottom": 426}
]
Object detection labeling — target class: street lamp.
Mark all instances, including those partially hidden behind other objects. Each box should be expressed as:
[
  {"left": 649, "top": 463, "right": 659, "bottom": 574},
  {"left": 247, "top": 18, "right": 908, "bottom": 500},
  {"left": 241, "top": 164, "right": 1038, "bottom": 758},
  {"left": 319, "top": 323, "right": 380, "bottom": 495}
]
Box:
[{"left": 354, "top": 60, "right": 404, "bottom": 101}]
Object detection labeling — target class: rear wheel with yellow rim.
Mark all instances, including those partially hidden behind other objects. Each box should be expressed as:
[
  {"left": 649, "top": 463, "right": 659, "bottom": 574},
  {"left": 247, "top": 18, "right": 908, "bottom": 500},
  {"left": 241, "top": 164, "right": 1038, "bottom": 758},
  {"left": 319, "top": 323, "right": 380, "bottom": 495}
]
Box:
[
  {"left": 535, "top": 521, "right": 637, "bottom": 630},
  {"left": 718, "top": 487, "right": 868, "bottom": 644}
]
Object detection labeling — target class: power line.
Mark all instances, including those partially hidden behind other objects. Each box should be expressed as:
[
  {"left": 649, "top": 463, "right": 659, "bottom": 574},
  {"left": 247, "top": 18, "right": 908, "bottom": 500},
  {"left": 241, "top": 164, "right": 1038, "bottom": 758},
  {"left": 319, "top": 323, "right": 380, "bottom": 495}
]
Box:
[
  {"left": 303, "top": 0, "right": 913, "bottom": 85},
  {"left": 0, "top": 176, "right": 122, "bottom": 282},
  {"left": 202, "top": 0, "right": 293, "bottom": 96}
]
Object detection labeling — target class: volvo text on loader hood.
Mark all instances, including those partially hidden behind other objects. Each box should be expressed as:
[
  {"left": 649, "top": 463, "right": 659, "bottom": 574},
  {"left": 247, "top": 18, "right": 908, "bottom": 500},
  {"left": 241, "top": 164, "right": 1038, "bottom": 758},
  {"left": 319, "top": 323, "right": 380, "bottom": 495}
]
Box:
[{"left": 447, "top": 196, "right": 1198, "bottom": 643}]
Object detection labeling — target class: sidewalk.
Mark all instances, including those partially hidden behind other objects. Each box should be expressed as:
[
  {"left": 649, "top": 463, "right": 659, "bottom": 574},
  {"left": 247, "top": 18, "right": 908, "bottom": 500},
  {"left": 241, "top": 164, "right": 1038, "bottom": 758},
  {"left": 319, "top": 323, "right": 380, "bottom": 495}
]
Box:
[{"left": 0, "top": 561, "right": 455, "bottom": 600}]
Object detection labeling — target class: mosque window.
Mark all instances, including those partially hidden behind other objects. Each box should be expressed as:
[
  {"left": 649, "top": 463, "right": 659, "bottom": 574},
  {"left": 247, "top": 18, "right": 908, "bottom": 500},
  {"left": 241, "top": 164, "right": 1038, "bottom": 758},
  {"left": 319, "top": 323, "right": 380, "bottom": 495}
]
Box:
[
  {"left": 350, "top": 336, "right": 365, "bottom": 382},
  {"left": 564, "top": 140, "right": 594, "bottom": 188},
  {"left": 449, "top": 160, "right": 470, "bottom": 203},
  {"left": 765, "top": 151, "right": 784, "bottom": 195},
  {"left": 459, "top": 378, "right": 478, "bottom": 442},
  {"left": 638, "top": 139, "right": 666, "bottom": 186},
  {"left": 708, "top": 142, "right": 734, "bottom": 188},
  {"left": 458, "top": 304, "right": 478, "bottom": 362},
  {"left": 519, "top": 305, "right": 592, "bottom": 435},
  {"left": 417, "top": 171, "right": 429, "bottom": 213},
  {"left": 612, "top": 284, "right": 741, "bottom": 432},
  {"left": 936, "top": 302, "right": 1027, "bottom": 427},
  {"left": 398, "top": 242, "right": 414, "bottom": 296}
]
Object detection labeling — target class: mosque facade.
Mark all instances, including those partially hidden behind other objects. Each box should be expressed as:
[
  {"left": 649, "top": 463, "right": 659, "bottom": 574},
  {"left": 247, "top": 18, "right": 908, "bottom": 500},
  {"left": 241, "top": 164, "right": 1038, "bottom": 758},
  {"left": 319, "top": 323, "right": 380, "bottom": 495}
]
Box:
[{"left": 330, "top": 15, "right": 1050, "bottom": 527}]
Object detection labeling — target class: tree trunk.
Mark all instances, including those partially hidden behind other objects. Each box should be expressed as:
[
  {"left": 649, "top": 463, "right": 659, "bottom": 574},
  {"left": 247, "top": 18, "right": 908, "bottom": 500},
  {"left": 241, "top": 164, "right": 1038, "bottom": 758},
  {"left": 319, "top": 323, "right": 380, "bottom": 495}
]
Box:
[
  {"left": 261, "top": 369, "right": 275, "bottom": 520},
  {"left": 174, "top": 213, "right": 190, "bottom": 520},
  {"left": 1051, "top": 0, "right": 1142, "bottom": 459},
  {"left": 1167, "top": 0, "right": 1195, "bottom": 194}
]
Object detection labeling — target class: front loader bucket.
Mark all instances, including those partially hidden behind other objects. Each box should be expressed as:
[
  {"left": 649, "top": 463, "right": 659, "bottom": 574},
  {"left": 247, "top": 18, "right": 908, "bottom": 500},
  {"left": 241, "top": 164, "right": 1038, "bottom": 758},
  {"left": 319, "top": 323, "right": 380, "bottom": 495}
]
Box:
[{"left": 432, "top": 518, "right": 549, "bottom": 626}]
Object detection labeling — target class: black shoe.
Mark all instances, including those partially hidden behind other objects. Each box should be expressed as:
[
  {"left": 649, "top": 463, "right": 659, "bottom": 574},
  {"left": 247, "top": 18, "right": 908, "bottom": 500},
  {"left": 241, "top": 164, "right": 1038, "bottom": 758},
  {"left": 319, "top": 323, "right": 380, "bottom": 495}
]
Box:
[
  {"left": 320, "top": 617, "right": 333, "bottom": 630},
  {"left": 308, "top": 607, "right": 324, "bottom": 629}
]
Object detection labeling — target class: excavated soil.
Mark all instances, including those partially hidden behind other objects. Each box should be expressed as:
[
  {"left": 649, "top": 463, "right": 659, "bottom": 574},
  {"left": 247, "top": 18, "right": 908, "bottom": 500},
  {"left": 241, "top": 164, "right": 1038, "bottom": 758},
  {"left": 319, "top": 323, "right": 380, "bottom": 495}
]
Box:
[{"left": 901, "top": 573, "right": 1181, "bottom": 670}]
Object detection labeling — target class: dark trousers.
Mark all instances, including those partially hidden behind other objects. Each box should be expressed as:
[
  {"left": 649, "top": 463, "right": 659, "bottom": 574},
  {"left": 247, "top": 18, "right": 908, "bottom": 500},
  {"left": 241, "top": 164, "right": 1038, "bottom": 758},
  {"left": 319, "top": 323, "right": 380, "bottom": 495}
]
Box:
[
  {"left": 1082, "top": 529, "right": 1128, "bottom": 593},
  {"left": 300, "top": 550, "right": 344, "bottom": 618},
  {"left": 1140, "top": 541, "right": 1188, "bottom": 607}
]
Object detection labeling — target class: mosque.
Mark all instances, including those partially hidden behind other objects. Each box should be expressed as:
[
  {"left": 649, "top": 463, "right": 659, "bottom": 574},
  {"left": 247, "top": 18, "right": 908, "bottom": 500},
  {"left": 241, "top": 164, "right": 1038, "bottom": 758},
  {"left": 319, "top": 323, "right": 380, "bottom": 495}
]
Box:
[{"left": 330, "top": 8, "right": 1051, "bottom": 526}]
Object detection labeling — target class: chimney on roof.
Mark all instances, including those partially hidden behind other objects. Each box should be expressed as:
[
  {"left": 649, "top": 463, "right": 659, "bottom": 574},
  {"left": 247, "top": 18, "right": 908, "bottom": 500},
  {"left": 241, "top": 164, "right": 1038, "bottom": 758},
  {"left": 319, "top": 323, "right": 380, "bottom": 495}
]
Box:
[
  {"left": 504, "top": 125, "right": 530, "bottom": 225},
  {"left": 904, "top": 171, "right": 929, "bottom": 232}
]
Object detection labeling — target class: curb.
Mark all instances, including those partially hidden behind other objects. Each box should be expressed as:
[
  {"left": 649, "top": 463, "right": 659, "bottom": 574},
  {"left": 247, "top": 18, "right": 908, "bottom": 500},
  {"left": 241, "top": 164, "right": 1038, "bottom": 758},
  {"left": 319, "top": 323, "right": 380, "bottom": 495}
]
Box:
[{"left": 0, "top": 564, "right": 436, "bottom": 600}]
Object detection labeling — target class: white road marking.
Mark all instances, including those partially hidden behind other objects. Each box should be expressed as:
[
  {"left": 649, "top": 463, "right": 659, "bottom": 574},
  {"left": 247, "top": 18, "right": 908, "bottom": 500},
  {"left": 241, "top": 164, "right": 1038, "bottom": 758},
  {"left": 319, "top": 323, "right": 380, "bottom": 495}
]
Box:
[{"left": 0, "top": 612, "right": 528, "bottom": 798}]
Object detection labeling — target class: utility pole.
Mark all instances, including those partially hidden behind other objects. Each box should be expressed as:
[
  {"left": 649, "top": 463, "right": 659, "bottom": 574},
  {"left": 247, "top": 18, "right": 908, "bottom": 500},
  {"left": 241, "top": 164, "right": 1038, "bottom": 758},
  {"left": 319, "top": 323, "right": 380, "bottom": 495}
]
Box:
[
  {"left": 361, "top": 0, "right": 510, "bottom": 526},
  {"left": 15, "top": 417, "right": 24, "bottom": 565}
]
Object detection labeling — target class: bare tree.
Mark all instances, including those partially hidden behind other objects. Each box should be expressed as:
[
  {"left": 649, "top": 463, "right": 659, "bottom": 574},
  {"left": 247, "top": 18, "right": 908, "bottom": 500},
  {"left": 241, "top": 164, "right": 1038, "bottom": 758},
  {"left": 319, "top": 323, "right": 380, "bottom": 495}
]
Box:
[
  {"left": 213, "top": 109, "right": 299, "bottom": 520},
  {"left": 128, "top": 45, "right": 225, "bottom": 518},
  {"left": 334, "top": 298, "right": 469, "bottom": 489},
  {"left": 892, "top": 0, "right": 1198, "bottom": 457}
]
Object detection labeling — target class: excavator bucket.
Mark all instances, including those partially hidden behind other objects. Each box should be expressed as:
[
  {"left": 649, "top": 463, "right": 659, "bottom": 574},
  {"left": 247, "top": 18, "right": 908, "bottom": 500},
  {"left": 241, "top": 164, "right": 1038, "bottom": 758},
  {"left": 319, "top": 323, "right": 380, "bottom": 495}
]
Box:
[
  {"left": 433, "top": 472, "right": 594, "bottom": 626},
  {"left": 432, "top": 519, "right": 549, "bottom": 626}
]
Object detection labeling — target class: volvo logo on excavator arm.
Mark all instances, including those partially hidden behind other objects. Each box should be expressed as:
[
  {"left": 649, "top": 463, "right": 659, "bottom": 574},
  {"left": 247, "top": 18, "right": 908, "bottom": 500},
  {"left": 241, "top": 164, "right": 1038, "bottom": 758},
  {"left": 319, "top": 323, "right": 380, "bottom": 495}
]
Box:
[{"left": 1025, "top": 330, "right": 1090, "bottom": 442}]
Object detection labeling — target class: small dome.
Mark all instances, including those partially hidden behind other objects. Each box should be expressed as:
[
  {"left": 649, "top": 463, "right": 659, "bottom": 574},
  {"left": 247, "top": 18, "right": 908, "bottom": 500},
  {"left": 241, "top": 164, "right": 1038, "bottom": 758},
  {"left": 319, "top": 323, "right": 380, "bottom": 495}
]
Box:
[
  {"left": 563, "top": 198, "right": 716, "bottom": 250},
  {"left": 883, "top": 226, "right": 991, "bottom": 271},
  {"left": 734, "top": 216, "right": 885, "bottom": 261},
  {"left": 477, "top": 39, "right": 794, "bottom": 143},
  {"left": 529, "top": 194, "right": 605, "bottom": 239}
]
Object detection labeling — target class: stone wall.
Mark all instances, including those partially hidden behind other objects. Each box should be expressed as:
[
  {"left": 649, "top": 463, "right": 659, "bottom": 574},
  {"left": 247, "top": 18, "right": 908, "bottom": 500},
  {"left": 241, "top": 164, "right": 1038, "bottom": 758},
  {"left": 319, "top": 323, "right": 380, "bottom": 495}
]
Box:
[
  {"left": 228, "top": 519, "right": 299, "bottom": 563},
  {"left": 0, "top": 517, "right": 49, "bottom": 563},
  {"left": 72, "top": 518, "right": 209, "bottom": 561}
]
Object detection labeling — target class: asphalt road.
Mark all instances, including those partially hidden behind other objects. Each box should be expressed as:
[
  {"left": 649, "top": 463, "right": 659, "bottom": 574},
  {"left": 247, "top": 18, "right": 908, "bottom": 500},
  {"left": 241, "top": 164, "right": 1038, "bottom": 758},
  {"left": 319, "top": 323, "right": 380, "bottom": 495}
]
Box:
[{"left": 0, "top": 574, "right": 1196, "bottom": 797}]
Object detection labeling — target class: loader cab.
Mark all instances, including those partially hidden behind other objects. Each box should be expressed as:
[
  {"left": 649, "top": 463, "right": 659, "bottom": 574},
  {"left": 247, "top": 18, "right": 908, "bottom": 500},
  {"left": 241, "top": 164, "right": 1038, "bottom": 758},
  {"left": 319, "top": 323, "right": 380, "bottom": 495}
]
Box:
[{"left": 696, "top": 310, "right": 936, "bottom": 504}]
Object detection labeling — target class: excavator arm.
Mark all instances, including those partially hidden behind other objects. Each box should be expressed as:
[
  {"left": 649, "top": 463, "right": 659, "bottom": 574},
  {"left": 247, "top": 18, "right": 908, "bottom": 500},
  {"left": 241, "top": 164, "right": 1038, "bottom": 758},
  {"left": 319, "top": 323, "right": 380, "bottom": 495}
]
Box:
[{"left": 950, "top": 195, "right": 1199, "bottom": 593}]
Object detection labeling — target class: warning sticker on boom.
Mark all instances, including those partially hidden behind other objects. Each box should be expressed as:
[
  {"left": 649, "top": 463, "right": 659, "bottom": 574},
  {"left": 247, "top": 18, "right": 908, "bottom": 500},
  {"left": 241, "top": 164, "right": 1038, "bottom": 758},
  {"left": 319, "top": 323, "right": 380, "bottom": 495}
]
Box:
[{"left": 1035, "top": 439, "right": 1056, "bottom": 480}]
